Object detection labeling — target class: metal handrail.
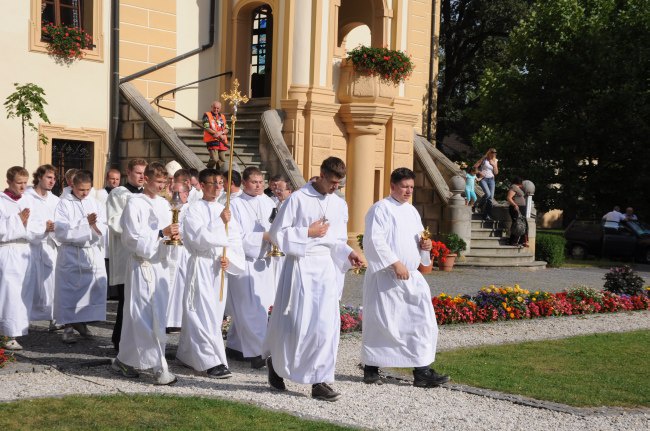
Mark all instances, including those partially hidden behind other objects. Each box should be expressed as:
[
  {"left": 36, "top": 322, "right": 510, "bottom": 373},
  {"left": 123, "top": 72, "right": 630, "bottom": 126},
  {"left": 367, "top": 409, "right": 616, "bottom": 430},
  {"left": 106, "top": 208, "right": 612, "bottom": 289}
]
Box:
[{"left": 152, "top": 71, "right": 249, "bottom": 169}]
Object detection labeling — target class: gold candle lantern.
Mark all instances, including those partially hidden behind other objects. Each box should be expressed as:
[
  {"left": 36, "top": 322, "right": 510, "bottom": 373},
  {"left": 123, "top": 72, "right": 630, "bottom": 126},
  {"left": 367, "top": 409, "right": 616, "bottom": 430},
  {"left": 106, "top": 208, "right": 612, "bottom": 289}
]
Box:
[{"left": 165, "top": 191, "right": 183, "bottom": 246}]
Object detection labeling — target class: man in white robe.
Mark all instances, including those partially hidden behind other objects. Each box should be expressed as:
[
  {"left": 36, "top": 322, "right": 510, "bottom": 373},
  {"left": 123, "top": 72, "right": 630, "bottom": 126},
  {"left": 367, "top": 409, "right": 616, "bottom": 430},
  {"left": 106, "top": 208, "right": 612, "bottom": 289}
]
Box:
[
  {"left": 107, "top": 158, "right": 146, "bottom": 352},
  {"left": 227, "top": 167, "right": 277, "bottom": 369},
  {"left": 0, "top": 167, "right": 32, "bottom": 350},
  {"left": 218, "top": 170, "right": 242, "bottom": 205},
  {"left": 264, "top": 157, "right": 363, "bottom": 402},
  {"left": 112, "top": 162, "right": 178, "bottom": 386},
  {"left": 54, "top": 170, "right": 108, "bottom": 344},
  {"left": 23, "top": 165, "right": 60, "bottom": 329},
  {"left": 176, "top": 168, "right": 245, "bottom": 378},
  {"left": 361, "top": 167, "right": 449, "bottom": 388},
  {"left": 165, "top": 181, "right": 190, "bottom": 331}
]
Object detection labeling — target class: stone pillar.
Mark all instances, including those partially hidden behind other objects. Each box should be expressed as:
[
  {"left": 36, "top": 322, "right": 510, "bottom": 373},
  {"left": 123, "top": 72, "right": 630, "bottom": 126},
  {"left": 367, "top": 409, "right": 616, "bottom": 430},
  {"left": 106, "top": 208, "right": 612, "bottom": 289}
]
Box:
[
  {"left": 339, "top": 104, "right": 393, "bottom": 244},
  {"left": 444, "top": 175, "right": 472, "bottom": 254}
]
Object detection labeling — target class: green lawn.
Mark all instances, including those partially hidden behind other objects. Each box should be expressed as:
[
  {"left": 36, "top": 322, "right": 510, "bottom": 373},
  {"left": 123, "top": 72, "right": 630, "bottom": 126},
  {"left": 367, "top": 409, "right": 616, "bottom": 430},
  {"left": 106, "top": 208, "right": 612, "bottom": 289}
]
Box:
[
  {"left": 562, "top": 257, "right": 641, "bottom": 269},
  {"left": 434, "top": 330, "right": 650, "bottom": 407},
  {"left": 0, "top": 394, "right": 355, "bottom": 431}
]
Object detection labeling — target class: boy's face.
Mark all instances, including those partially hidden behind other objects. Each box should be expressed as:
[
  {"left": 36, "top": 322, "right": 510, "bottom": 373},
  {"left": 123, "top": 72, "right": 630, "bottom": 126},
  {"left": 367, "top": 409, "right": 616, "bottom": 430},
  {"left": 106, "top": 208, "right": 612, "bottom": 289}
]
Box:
[
  {"left": 144, "top": 174, "right": 167, "bottom": 195},
  {"left": 39, "top": 171, "right": 57, "bottom": 191},
  {"left": 72, "top": 181, "right": 92, "bottom": 200},
  {"left": 7, "top": 175, "right": 29, "bottom": 196}
]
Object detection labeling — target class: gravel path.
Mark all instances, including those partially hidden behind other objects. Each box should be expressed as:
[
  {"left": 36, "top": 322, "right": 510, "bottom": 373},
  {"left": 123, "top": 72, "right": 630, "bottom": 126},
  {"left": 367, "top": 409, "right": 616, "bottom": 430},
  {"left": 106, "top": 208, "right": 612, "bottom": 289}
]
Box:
[{"left": 3, "top": 311, "right": 649, "bottom": 431}]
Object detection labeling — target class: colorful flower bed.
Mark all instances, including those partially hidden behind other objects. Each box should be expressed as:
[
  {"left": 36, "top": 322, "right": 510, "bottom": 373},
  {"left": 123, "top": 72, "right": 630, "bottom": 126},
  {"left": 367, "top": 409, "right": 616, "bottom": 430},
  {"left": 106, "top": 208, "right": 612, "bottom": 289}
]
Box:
[
  {"left": 432, "top": 285, "right": 650, "bottom": 325},
  {"left": 0, "top": 337, "right": 15, "bottom": 368},
  {"left": 336, "top": 286, "right": 649, "bottom": 332}
]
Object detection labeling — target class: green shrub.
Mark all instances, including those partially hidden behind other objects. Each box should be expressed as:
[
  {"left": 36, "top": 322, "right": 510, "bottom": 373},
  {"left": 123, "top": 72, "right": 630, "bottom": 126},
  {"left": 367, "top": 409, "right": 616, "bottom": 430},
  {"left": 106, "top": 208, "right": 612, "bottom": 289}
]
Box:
[
  {"left": 603, "top": 265, "right": 645, "bottom": 295},
  {"left": 443, "top": 233, "right": 467, "bottom": 255},
  {"left": 535, "top": 233, "right": 566, "bottom": 267}
]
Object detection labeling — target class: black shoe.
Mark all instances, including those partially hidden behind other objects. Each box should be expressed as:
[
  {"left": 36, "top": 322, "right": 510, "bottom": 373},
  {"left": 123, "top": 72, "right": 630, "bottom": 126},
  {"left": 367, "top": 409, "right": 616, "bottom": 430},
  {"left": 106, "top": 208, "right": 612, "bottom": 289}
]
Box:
[
  {"left": 250, "top": 356, "right": 266, "bottom": 369},
  {"left": 311, "top": 382, "right": 341, "bottom": 402},
  {"left": 165, "top": 327, "right": 181, "bottom": 334},
  {"left": 267, "top": 357, "right": 286, "bottom": 391},
  {"left": 207, "top": 364, "right": 233, "bottom": 379},
  {"left": 225, "top": 347, "right": 244, "bottom": 361},
  {"left": 363, "top": 365, "right": 382, "bottom": 385},
  {"left": 413, "top": 368, "right": 450, "bottom": 388}
]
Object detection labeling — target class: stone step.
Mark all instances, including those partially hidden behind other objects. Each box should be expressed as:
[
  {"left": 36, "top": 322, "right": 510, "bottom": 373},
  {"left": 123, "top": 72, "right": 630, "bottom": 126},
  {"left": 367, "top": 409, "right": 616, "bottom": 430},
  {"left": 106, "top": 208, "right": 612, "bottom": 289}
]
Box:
[
  {"left": 469, "top": 237, "right": 508, "bottom": 247},
  {"left": 455, "top": 259, "right": 547, "bottom": 269},
  {"left": 459, "top": 254, "right": 535, "bottom": 264},
  {"left": 471, "top": 219, "right": 507, "bottom": 230},
  {"left": 467, "top": 245, "right": 533, "bottom": 257},
  {"left": 470, "top": 228, "right": 505, "bottom": 239}
]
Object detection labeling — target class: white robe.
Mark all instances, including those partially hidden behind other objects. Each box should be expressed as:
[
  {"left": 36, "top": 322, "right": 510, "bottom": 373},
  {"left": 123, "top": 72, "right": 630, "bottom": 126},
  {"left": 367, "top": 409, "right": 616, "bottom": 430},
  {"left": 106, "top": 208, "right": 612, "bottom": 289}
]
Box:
[
  {"left": 23, "top": 188, "right": 60, "bottom": 321},
  {"left": 117, "top": 194, "right": 172, "bottom": 371},
  {"left": 53, "top": 193, "right": 108, "bottom": 325},
  {"left": 263, "top": 183, "right": 352, "bottom": 384},
  {"left": 106, "top": 186, "right": 137, "bottom": 286},
  {"left": 217, "top": 189, "right": 242, "bottom": 206},
  {"left": 361, "top": 197, "right": 438, "bottom": 368},
  {"left": 0, "top": 194, "right": 31, "bottom": 337},
  {"left": 166, "top": 203, "right": 188, "bottom": 328},
  {"left": 226, "top": 193, "right": 277, "bottom": 357},
  {"left": 176, "top": 199, "right": 245, "bottom": 371},
  {"left": 95, "top": 188, "right": 110, "bottom": 258}
]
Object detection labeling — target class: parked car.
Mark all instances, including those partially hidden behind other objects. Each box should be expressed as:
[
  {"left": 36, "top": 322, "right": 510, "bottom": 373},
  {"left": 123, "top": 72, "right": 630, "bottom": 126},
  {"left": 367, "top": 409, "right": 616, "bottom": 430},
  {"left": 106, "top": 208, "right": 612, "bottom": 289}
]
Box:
[{"left": 564, "top": 219, "right": 650, "bottom": 262}]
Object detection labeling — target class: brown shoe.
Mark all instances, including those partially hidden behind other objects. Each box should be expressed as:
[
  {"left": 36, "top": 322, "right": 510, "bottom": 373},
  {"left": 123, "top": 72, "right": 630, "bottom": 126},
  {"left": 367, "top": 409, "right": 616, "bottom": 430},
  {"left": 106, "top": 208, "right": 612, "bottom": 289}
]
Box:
[{"left": 312, "top": 382, "right": 341, "bottom": 402}]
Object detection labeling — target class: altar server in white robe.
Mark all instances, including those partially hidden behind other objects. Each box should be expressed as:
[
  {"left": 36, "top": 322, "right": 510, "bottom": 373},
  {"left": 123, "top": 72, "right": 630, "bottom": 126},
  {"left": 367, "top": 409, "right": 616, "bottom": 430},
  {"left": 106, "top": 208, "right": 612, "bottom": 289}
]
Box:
[
  {"left": 23, "top": 165, "right": 60, "bottom": 327},
  {"left": 268, "top": 176, "right": 293, "bottom": 294},
  {"left": 227, "top": 166, "right": 277, "bottom": 369},
  {"left": 107, "top": 158, "right": 146, "bottom": 352},
  {"left": 176, "top": 168, "right": 245, "bottom": 377},
  {"left": 54, "top": 170, "right": 108, "bottom": 344},
  {"left": 264, "top": 157, "right": 363, "bottom": 402},
  {"left": 165, "top": 181, "right": 190, "bottom": 330},
  {"left": 361, "top": 168, "right": 450, "bottom": 388},
  {"left": 112, "top": 162, "right": 179, "bottom": 386},
  {"left": 0, "top": 167, "right": 32, "bottom": 350}
]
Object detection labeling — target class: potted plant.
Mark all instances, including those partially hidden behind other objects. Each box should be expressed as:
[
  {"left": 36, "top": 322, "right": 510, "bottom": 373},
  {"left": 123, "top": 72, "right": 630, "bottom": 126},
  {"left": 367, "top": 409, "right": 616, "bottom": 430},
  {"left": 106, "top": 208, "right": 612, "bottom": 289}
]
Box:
[
  {"left": 430, "top": 240, "right": 451, "bottom": 271},
  {"left": 41, "top": 23, "right": 93, "bottom": 64},
  {"left": 338, "top": 46, "right": 414, "bottom": 104},
  {"left": 438, "top": 233, "right": 467, "bottom": 271}
]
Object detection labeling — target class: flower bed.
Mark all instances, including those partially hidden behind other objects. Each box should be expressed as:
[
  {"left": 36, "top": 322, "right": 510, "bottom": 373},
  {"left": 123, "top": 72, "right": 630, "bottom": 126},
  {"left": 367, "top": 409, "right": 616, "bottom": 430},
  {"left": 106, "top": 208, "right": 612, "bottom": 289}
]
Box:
[
  {"left": 335, "top": 286, "right": 649, "bottom": 332},
  {"left": 0, "top": 337, "right": 15, "bottom": 368}
]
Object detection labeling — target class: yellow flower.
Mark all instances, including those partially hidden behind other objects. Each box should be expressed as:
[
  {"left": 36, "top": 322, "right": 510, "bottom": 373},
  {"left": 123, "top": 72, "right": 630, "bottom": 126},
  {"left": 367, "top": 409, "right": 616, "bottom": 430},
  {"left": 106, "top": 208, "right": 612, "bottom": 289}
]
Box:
[
  {"left": 506, "top": 287, "right": 513, "bottom": 293},
  {"left": 517, "top": 296, "right": 524, "bottom": 302},
  {"left": 509, "top": 312, "right": 515, "bottom": 318},
  {"left": 502, "top": 302, "right": 507, "bottom": 308},
  {"left": 514, "top": 284, "right": 520, "bottom": 289},
  {"left": 486, "top": 288, "right": 492, "bottom": 293},
  {"left": 532, "top": 297, "right": 537, "bottom": 301}
]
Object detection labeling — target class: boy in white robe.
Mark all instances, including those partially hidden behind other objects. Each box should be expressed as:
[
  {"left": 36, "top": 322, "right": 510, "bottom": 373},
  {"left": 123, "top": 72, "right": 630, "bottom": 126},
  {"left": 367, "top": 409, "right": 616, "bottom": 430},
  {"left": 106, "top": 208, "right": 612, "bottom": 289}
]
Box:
[
  {"left": 165, "top": 181, "right": 190, "bottom": 331},
  {"left": 176, "top": 168, "right": 245, "bottom": 377},
  {"left": 227, "top": 167, "right": 277, "bottom": 369},
  {"left": 23, "top": 165, "right": 60, "bottom": 329},
  {"left": 54, "top": 170, "right": 108, "bottom": 344},
  {"left": 361, "top": 168, "right": 449, "bottom": 388},
  {"left": 264, "top": 157, "right": 363, "bottom": 402},
  {"left": 0, "top": 167, "right": 32, "bottom": 350},
  {"left": 107, "top": 159, "right": 146, "bottom": 352},
  {"left": 111, "top": 162, "right": 179, "bottom": 386}
]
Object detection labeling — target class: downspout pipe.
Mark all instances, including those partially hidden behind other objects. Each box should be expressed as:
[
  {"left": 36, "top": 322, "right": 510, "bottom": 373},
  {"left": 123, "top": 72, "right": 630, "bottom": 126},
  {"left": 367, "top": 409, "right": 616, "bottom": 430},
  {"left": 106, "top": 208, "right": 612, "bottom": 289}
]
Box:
[
  {"left": 119, "top": 0, "right": 217, "bottom": 84},
  {"left": 426, "top": 0, "right": 438, "bottom": 148},
  {"left": 109, "top": 0, "right": 119, "bottom": 168}
]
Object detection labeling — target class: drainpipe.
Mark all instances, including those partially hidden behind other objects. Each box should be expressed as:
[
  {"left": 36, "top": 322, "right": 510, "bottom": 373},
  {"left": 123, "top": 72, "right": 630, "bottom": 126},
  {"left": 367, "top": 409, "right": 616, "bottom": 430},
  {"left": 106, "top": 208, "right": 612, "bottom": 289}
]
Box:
[
  {"left": 426, "top": 0, "right": 438, "bottom": 148},
  {"left": 109, "top": 0, "right": 120, "bottom": 168}
]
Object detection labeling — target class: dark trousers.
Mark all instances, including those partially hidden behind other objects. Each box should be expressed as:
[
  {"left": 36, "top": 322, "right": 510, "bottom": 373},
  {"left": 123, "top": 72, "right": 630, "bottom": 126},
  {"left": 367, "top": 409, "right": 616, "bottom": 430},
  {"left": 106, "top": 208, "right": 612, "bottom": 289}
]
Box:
[
  {"left": 111, "top": 284, "right": 125, "bottom": 351},
  {"left": 508, "top": 205, "right": 529, "bottom": 245}
]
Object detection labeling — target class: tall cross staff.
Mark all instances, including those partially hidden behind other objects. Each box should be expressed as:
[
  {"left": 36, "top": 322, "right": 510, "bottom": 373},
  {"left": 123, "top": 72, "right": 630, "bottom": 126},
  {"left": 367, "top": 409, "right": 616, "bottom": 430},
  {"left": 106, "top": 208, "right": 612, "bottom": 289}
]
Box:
[{"left": 219, "top": 79, "right": 249, "bottom": 301}]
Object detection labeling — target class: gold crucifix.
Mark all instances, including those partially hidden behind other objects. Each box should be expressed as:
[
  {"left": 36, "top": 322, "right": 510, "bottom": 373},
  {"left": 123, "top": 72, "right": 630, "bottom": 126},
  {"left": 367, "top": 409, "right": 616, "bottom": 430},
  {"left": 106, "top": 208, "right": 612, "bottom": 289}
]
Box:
[{"left": 217, "top": 78, "right": 249, "bottom": 301}]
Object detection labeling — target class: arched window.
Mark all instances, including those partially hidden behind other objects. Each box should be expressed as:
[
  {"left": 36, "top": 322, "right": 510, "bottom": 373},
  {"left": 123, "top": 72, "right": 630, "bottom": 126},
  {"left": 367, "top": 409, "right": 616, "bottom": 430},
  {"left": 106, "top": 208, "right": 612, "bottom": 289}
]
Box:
[{"left": 251, "top": 5, "right": 270, "bottom": 76}]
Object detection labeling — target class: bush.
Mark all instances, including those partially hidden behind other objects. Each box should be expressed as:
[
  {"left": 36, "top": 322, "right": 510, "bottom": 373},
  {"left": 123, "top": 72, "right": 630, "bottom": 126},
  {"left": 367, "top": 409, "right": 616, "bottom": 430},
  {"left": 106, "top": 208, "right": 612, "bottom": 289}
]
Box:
[
  {"left": 603, "top": 265, "right": 645, "bottom": 296},
  {"left": 444, "top": 233, "right": 467, "bottom": 255},
  {"left": 535, "top": 233, "right": 566, "bottom": 267}
]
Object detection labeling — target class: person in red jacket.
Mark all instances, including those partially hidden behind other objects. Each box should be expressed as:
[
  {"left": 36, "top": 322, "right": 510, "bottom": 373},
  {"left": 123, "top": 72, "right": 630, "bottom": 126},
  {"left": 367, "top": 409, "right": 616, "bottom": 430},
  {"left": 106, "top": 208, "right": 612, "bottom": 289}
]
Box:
[{"left": 203, "top": 101, "right": 229, "bottom": 170}]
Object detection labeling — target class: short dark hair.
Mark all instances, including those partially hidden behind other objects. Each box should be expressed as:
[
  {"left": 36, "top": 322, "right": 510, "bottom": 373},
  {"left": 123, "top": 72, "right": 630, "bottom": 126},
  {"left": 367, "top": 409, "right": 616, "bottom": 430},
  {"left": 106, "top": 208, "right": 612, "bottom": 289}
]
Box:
[
  {"left": 320, "top": 157, "right": 346, "bottom": 178},
  {"left": 127, "top": 158, "right": 147, "bottom": 172},
  {"left": 269, "top": 174, "right": 287, "bottom": 183},
  {"left": 230, "top": 170, "right": 242, "bottom": 187},
  {"left": 32, "top": 164, "right": 56, "bottom": 186},
  {"left": 145, "top": 162, "right": 168, "bottom": 179},
  {"left": 390, "top": 167, "right": 415, "bottom": 184},
  {"left": 243, "top": 166, "right": 263, "bottom": 181},
  {"left": 73, "top": 170, "right": 93, "bottom": 185},
  {"left": 511, "top": 176, "right": 523, "bottom": 185},
  {"left": 174, "top": 168, "right": 191, "bottom": 181},
  {"left": 199, "top": 168, "right": 221, "bottom": 184},
  {"left": 7, "top": 166, "right": 29, "bottom": 182},
  {"left": 188, "top": 168, "right": 199, "bottom": 179}
]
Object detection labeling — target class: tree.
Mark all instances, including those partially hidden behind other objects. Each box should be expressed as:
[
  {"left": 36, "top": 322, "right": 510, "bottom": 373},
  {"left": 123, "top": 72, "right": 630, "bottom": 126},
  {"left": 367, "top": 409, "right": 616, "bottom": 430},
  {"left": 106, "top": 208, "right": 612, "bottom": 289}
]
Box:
[
  {"left": 472, "top": 0, "right": 650, "bottom": 223},
  {"left": 4, "top": 83, "right": 50, "bottom": 168},
  {"left": 436, "top": 0, "right": 532, "bottom": 151}
]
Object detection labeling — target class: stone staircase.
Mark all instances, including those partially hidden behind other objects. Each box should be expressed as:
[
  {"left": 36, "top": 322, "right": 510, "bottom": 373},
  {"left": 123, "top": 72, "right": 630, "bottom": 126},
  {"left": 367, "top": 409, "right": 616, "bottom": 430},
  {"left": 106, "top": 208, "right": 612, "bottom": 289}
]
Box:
[
  {"left": 456, "top": 214, "right": 545, "bottom": 268},
  {"left": 175, "top": 98, "right": 270, "bottom": 175}
]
